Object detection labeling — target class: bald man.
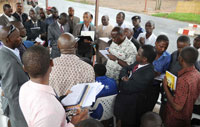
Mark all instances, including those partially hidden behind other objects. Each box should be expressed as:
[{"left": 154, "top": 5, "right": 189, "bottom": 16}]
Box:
[
  {"left": 140, "top": 112, "right": 162, "bottom": 127},
  {"left": 0, "top": 25, "right": 28, "bottom": 127},
  {"left": 96, "top": 15, "right": 113, "bottom": 64},
  {"left": 68, "top": 7, "right": 80, "bottom": 34},
  {"left": 49, "top": 33, "right": 95, "bottom": 96}
]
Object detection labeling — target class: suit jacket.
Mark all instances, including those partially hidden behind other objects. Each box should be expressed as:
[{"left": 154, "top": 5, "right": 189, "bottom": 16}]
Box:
[
  {"left": 114, "top": 62, "right": 155, "bottom": 125},
  {"left": 0, "top": 15, "right": 9, "bottom": 26},
  {"left": 0, "top": 47, "right": 29, "bottom": 127},
  {"left": 73, "top": 23, "right": 96, "bottom": 55},
  {"left": 48, "top": 21, "right": 70, "bottom": 59},
  {"left": 24, "top": 19, "right": 46, "bottom": 41},
  {"left": 13, "top": 12, "right": 28, "bottom": 24},
  {"left": 68, "top": 16, "right": 80, "bottom": 34}
]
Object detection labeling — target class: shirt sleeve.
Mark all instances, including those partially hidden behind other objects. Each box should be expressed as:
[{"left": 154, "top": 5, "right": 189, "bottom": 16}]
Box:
[
  {"left": 124, "top": 45, "right": 137, "bottom": 65},
  {"left": 174, "top": 78, "right": 189, "bottom": 108}
]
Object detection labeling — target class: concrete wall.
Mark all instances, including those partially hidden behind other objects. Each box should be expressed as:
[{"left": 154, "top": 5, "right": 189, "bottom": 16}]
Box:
[{"left": 176, "top": 0, "right": 200, "bottom": 14}]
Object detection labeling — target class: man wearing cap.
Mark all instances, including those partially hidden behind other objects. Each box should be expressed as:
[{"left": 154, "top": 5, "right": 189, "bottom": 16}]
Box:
[
  {"left": 46, "top": 7, "right": 52, "bottom": 18},
  {"left": 132, "top": 15, "right": 144, "bottom": 39},
  {"left": 49, "top": 33, "right": 95, "bottom": 96},
  {"left": 68, "top": 7, "right": 80, "bottom": 34}
]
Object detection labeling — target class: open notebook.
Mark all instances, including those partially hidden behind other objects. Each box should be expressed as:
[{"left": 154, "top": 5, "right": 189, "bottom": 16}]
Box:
[{"left": 61, "top": 82, "right": 104, "bottom": 108}]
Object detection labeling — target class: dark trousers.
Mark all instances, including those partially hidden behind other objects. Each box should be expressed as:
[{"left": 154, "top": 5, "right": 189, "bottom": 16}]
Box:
[{"left": 146, "top": 80, "right": 161, "bottom": 111}]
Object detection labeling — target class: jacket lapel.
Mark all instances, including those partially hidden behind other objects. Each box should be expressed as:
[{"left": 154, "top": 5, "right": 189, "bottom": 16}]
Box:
[{"left": 2, "top": 47, "right": 23, "bottom": 67}]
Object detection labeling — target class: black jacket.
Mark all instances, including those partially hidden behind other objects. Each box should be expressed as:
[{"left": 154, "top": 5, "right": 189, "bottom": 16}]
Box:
[{"left": 12, "top": 12, "right": 28, "bottom": 24}]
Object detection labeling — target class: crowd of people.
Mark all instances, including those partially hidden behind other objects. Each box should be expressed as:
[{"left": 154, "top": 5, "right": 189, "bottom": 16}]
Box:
[{"left": 0, "top": 1, "right": 200, "bottom": 127}]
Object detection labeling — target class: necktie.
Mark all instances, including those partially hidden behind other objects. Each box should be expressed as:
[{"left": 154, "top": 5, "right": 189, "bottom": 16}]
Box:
[
  {"left": 132, "top": 64, "right": 139, "bottom": 72},
  {"left": 60, "top": 25, "right": 64, "bottom": 33}
]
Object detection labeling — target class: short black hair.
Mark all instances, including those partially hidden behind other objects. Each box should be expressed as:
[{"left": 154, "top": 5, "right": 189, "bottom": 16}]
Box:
[
  {"left": 59, "top": 13, "right": 68, "bottom": 20},
  {"left": 141, "top": 45, "right": 156, "bottom": 63},
  {"left": 112, "top": 26, "right": 124, "bottom": 36},
  {"left": 156, "top": 34, "right": 169, "bottom": 44},
  {"left": 3, "top": 4, "right": 11, "bottom": 11},
  {"left": 75, "top": 119, "right": 104, "bottom": 127},
  {"left": 131, "top": 15, "right": 141, "bottom": 22},
  {"left": 180, "top": 47, "right": 198, "bottom": 65},
  {"left": 94, "top": 64, "right": 106, "bottom": 76},
  {"left": 118, "top": 12, "right": 125, "bottom": 19},
  {"left": 22, "top": 45, "right": 50, "bottom": 78},
  {"left": 177, "top": 35, "right": 190, "bottom": 44},
  {"left": 140, "top": 112, "right": 162, "bottom": 127}
]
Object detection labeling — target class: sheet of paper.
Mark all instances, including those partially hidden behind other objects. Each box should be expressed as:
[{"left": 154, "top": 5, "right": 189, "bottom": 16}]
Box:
[
  {"left": 99, "top": 37, "right": 110, "bottom": 43},
  {"left": 81, "top": 31, "right": 95, "bottom": 41},
  {"left": 61, "top": 84, "right": 87, "bottom": 106},
  {"left": 35, "top": 37, "right": 45, "bottom": 45},
  {"left": 99, "top": 50, "right": 109, "bottom": 59},
  {"left": 154, "top": 74, "right": 165, "bottom": 81}
]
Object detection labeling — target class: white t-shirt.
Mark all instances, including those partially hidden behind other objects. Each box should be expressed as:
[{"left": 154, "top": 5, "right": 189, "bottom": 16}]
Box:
[{"left": 137, "top": 32, "right": 157, "bottom": 46}]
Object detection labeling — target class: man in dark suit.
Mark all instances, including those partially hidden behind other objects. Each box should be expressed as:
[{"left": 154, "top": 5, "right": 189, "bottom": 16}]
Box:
[
  {"left": 0, "top": 25, "right": 29, "bottom": 127},
  {"left": 73, "top": 12, "right": 96, "bottom": 59},
  {"left": 114, "top": 45, "right": 156, "bottom": 127},
  {"left": 68, "top": 7, "right": 80, "bottom": 34},
  {"left": 0, "top": 4, "right": 14, "bottom": 26},
  {"left": 24, "top": 9, "right": 46, "bottom": 41},
  {"left": 45, "top": 7, "right": 59, "bottom": 27},
  {"left": 48, "top": 13, "right": 70, "bottom": 59},
  {"left": 12, "top": 2, "right": 28, "bottom": 25}
]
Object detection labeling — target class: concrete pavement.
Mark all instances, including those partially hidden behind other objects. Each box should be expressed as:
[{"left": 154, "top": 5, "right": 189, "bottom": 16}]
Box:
[{"left": 38, "top": 0, "right": 195, "bottom": 53}]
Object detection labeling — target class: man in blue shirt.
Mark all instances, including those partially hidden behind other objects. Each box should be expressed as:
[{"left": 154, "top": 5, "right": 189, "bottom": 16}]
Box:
[
  {"left": 90, "top": 64, "right": 118, "bottom": 120},
  {"left": 132, "top": 16, "right": 144, "bottom": 39},
  {"left": 146, "top": 35, "right": 171, "bottom": 111}
]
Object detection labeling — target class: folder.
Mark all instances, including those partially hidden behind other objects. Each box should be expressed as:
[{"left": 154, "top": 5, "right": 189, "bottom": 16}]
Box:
[{"left": 165, "top": 71, "right": 177, "bottom": 91}]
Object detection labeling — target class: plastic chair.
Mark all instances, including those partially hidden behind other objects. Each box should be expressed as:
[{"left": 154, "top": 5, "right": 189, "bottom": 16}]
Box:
[{"left": 90, "top": 94, "right": 117, "bottom": 127}]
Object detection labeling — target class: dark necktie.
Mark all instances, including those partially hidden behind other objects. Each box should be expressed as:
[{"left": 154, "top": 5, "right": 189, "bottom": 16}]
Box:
[{"left": 132, "top": 64, "right": 139, "bottom": 72}]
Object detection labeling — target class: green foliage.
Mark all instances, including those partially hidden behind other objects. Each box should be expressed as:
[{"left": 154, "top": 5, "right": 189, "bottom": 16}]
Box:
[{"left": 152, "top": 13, "right": 200, "bottom": 24}]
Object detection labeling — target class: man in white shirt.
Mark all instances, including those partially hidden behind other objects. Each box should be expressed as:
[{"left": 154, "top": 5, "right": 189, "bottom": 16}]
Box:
[
  {"left": 137, "top": 20, "right": 157, "bottom": 46},
  {"left": 115, "top": 12, "right": 127, "bottom": 29},
  {"left": 106, "top": 27, "right": 137, "bottom": 80},
  {"left": 0, "top": 4, "right": 15, "bottom": 26},
  {"left": 20, "top": 45, "right": 88, "bottom": 127}
]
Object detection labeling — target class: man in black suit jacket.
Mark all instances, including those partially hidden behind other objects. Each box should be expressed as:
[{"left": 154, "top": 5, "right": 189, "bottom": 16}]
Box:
[
  {"left": 24, "top": 9, "right": 46, "bottom": 41},
  {"left": 114, "top": 45, "right": 156, "bottom": 127},
  {"left": 48, "top": 13, "right": 70, "bottom": 59},
  {"left": 12, "top": 2, "right": 28, "bottom": 25}
]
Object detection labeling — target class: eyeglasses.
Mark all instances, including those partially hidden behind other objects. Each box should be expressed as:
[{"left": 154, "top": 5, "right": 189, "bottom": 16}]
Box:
[{"left": 7, "top": 25, "right": 16, "bottom": 38}]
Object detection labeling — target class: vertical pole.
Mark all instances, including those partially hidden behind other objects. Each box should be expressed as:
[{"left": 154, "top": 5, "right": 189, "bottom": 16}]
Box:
[
  {"left": 144, "top": 0, "right": 147, "bottom": 12},
  {"left": 94, "top": 0, "right": 99, "bottom": 27},
  {"left": 46, "top": 0, "right": 48, "bottom": 9}
]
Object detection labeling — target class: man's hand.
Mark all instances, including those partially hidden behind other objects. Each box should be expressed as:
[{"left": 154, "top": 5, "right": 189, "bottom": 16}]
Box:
[
  {"left": 65, "top": 90, "right": 72, "bottom": 96},
  {"left": 163, "top": 76, "right": 168, "bottom": 89},
  {"left": 122, "top": 76, "right": 129, "bottom": 82},
  {"left": 107, "top": 54, "right": 118, "bottom": 61},
  {"left": 71, "top": 108, "right": 88, "bottom": 125},
  {"left": 139, "top": 37, "right": 145, "bottom": 45}
]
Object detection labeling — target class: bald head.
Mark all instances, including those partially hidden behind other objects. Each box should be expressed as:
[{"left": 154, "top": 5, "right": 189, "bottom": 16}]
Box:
[
  {"left": 140, "top": 112, "right": 162, "bottom": 127},
  {"left": 58, "top": 33, "right": 76, "bottom": 54},
  {"left": 101, "top": 15, "right": 109, "bottom": 26}
]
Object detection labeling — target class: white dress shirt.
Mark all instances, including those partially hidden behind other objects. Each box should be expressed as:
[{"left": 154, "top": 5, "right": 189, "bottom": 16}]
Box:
[
  {"left": 3, "top": 14, "right": 15, "bottom": 22},
  {"left": 137, "top": 32, "right": 157, "bottom": 46}
]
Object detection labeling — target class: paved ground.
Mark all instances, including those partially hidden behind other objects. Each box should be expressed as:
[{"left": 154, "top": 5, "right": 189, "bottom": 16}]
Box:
[{"left": 38, "top": 0, "right": 194, "bottom": 53}]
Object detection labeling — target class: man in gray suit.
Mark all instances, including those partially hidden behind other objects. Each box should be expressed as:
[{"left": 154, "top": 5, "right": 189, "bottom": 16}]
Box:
[
  {"left": 73, "top": 12, "right": 96, "bottom": 59},
  {"left": 48, "top": 13, "right": 70, "bottom": 59},
  {"left": 0, "top": 25, "right": 29, "bottom": 127},
  {"left": 0, "top": 4, "right": 14, "bottom": 26},
  {"left": 68, "top": 7, "right": 80, "bottom": 34}
]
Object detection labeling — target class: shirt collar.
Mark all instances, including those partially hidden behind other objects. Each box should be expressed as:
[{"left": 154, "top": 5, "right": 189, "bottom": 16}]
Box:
[
  {"left": 4, "top": 45, "right": 21, "bottom": 61},
  {"left": 57, "top": 21, "right": 62, "bottom": 28},
  {"left": 178, "top": 65, "right": 196, "bottom": 77},
  {"left": 138, "top": 63, "right": 149, "bottom": 69},
  {"left": 29, "top": 80, "right": 56, "bottom": 96},
  {"left": 3, "top": 14, "right": 14, "bottom": 21}
]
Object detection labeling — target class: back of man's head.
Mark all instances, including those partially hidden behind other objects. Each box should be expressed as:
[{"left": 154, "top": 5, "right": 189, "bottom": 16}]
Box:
[
  {"left": 140, "top": 112, "right": 162, "bottom": 127},
  {"left": 94, "top": 64, "right": 106, "bottom": 77},
  {"left": 75, "top": 119, "right": 104, "bottom": 127},
  {"left": 22, "top": 45, "right": 50, "bottom": 78},
  {"left": 180, "top": 47, "right": 198, "bottom": 65},
  {"left": 177, "top": 35, "right": 190, "bottom": 44},
  {"left": 141, "top": 45, "right": 156, "bottom": 63}
]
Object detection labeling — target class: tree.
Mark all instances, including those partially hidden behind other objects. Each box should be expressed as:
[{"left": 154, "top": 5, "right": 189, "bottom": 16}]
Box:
[{"left": 155, "top": 0, "right": 162, "bottom": 10}]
